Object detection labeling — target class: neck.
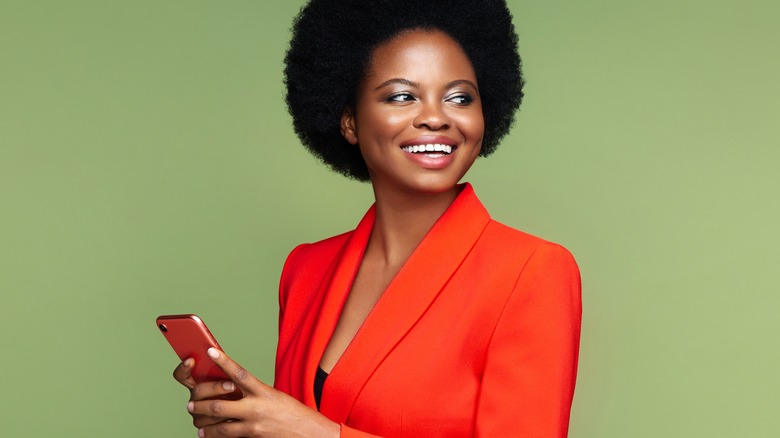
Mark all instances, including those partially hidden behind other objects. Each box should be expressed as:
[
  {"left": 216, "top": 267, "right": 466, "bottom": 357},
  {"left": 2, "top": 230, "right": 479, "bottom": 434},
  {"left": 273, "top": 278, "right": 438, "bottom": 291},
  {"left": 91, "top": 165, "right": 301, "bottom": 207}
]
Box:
[{"left": 366, "top": 184, "right": 463, "bottom": 267}]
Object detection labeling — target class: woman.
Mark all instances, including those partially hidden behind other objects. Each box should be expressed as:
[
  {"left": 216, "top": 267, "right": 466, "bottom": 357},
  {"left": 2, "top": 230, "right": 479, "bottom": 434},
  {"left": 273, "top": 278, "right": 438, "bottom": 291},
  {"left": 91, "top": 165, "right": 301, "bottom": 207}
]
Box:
[{"left": 173, "top": 0, "right": 581, "bottom": 436}]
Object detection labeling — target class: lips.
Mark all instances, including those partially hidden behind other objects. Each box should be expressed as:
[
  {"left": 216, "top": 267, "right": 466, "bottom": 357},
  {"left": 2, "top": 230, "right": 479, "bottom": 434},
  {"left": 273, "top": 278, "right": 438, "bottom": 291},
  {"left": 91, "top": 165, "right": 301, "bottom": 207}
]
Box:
[
  {"left": 399, "top": 136, "right": 458, "bottom": 169},
  {"left": 399, "top": 135, "right": 458, "bottom": 156}
]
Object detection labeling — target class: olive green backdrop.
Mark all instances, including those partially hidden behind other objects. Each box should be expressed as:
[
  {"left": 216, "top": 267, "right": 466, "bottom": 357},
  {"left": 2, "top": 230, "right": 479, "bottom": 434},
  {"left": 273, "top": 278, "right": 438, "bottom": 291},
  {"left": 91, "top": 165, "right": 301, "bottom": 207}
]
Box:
[{"left": 1, "top": 0, "right": 777, "bottom": 436}]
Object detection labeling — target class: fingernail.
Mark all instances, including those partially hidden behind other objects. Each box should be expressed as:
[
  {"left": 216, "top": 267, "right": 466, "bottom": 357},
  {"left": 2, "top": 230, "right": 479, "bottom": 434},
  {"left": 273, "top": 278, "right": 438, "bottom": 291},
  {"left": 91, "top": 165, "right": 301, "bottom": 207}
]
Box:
[
  {"left": 207, "top": 348, "right": 220, "bottom": 359},
  {"left": 222, "top": 381, "right": 234, "bottom": 391},
  {"left": 187, "top": 402, "right": 194, "bottom": 412},
  {"left": 198, "top": 428, "right": 205, "bottom": 437},
  {"left": 184, "top": 358, "right": 194, "bottom": 367}
]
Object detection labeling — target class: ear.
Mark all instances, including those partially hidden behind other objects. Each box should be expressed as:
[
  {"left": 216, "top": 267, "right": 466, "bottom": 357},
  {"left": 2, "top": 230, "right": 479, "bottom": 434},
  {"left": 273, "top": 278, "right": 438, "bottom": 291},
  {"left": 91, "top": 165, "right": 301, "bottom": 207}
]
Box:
[{"left": 340, "top": 106, "right": 358, "bottom": 145}]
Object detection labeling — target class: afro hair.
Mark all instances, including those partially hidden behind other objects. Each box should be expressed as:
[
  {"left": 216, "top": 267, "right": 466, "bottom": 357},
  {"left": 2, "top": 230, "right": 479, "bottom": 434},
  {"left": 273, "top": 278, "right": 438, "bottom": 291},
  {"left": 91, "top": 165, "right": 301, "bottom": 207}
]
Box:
[{"left": 284, "top": 0, "right": 524, "bottom": 181}]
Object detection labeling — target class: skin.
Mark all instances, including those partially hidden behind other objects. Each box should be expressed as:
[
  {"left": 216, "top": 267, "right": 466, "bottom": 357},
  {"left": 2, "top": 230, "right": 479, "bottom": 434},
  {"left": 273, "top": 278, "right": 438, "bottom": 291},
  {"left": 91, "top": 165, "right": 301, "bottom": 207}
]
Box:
[
  {"left": 173, "top": 29, "right": 485, "bottom": 437},
  {"left": 323, "top": 29, "right": 484, "bottom": 372},
  {"left": 174, "top": 349, "right": 339, "bottom": 438}
]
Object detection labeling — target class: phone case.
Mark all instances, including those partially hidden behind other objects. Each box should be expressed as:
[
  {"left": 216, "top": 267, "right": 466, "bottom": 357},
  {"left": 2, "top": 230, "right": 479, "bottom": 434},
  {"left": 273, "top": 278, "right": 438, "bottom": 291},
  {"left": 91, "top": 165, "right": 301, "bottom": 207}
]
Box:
[{"left": 156, "top": 314, "right": 230, "bottom": 383}]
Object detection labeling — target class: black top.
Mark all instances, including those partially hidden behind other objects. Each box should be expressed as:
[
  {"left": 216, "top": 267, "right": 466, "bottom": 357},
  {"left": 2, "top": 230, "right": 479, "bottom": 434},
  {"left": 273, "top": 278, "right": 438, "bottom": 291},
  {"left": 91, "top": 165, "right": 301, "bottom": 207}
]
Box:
[{"left": 314, "top": 366, "right": 329, "bottom": 410}]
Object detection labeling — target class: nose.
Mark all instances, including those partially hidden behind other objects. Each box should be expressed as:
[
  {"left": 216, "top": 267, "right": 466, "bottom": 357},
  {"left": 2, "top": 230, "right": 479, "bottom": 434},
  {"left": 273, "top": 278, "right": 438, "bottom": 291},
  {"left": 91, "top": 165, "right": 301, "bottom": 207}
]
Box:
[{"left": 413, "top": 101, "right": 450, "bottom": 131}]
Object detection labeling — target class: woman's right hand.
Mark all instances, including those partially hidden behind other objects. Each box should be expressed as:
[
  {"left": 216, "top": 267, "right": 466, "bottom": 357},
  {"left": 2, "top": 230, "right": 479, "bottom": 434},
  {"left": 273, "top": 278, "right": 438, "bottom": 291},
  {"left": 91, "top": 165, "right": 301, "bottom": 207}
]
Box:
[{"left": 172, "top": 358, "right": 235, "bottom": 428}]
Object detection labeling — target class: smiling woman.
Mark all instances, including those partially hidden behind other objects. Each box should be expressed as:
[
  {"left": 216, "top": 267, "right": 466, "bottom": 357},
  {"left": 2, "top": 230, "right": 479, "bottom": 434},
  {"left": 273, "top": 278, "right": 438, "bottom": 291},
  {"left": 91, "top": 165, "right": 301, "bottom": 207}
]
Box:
[
  {"left": 284, "top": 0, "right": 523, "bottom": 182},
  {"left": 340, "top": 30, "right": 484, "bottom": 198},
  {"left": 170, "top": 0, "right": 581, "bottom": 437}
]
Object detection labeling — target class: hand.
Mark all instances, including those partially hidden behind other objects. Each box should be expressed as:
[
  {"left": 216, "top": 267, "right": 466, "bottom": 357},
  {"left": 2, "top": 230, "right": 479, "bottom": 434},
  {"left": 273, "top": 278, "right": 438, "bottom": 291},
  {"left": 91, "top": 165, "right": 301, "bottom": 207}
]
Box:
[
  {"left": 173, "top": 358, "right": 235, "bottom": 429},
  {"left": 187, "top": 348, "right": 340, "bottom": 438}
]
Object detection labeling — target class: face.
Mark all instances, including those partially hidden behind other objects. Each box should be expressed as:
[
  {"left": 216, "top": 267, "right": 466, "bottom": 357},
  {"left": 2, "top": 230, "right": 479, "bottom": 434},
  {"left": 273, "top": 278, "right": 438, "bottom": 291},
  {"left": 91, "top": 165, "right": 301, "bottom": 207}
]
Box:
[{"left": 341, "top": 30, "right": 484, "bottom": 197}]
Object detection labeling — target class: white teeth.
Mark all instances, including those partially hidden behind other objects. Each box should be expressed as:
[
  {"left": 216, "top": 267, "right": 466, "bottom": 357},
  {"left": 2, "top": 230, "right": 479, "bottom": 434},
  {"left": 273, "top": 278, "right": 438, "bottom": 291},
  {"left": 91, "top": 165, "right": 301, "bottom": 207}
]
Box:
[{"left": 401, "top": 144, "right": 454, "bottom": 154}]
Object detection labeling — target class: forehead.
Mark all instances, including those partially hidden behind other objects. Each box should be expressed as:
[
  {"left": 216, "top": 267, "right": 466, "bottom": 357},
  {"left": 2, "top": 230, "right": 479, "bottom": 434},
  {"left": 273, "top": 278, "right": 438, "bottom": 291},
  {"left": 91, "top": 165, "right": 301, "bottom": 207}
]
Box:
[{"left": 364, "top": 29, "right": 477, "bottom": 85}]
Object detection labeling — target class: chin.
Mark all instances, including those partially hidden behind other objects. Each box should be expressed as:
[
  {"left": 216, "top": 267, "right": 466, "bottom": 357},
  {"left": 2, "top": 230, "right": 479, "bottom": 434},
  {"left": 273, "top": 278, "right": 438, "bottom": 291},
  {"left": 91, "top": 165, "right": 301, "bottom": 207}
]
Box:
[{"left": 402, "top": 174, "right": 464, "bottom": 196}]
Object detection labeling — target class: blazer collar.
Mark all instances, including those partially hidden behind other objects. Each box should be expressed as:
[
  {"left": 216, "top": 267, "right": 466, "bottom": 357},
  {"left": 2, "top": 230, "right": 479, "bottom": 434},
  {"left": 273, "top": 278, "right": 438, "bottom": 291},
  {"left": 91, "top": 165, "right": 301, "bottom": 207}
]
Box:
[{"left": 304, "top": 183, "right": 491, "bottom": 421}]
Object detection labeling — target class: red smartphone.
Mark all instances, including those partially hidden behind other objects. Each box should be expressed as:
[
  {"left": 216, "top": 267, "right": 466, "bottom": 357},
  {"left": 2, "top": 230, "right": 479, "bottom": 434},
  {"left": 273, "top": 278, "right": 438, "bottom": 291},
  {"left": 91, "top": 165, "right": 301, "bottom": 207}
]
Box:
[{"left": 156, "top": 314, "right": 230, "bottom": 382}]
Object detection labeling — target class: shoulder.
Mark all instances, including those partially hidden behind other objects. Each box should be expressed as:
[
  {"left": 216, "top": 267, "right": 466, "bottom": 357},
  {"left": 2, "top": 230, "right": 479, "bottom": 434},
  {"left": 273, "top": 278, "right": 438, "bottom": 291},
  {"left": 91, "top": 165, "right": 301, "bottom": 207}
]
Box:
[
  {"left": 278, "top": 230, "right": 353, "bottom": 309},
  {"left": 282, "top": 231, "right": 352, "bottom": 273},
  {"left": 480, "top": 219, "right": 579, "bottom": 274},
  {"left": 485, "top": 222, "right": 581, "bottom": 317},
  {"left": 480, "top": 221, "right": 582, "bottom": 346}
]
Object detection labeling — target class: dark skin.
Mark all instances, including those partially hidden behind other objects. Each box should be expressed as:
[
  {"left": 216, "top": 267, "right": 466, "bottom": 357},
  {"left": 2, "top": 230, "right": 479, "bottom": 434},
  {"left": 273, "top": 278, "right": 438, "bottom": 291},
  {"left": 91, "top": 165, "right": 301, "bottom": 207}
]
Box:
[
  {"left": 322, "top": 29, "right": 483, "bottom": 372},
  {"left": 173, "top": 29, "right": 484, "bottom": 437},
  {"left": 173, "top": 349, "right": 339, "bottom": 437}
]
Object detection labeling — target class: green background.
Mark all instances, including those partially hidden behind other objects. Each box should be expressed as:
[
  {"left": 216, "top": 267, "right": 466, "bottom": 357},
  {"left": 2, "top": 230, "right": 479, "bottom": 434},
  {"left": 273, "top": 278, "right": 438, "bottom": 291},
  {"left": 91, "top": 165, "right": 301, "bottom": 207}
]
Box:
[{"left": 1, "top": 0, "right": 777, "bottom": 436}]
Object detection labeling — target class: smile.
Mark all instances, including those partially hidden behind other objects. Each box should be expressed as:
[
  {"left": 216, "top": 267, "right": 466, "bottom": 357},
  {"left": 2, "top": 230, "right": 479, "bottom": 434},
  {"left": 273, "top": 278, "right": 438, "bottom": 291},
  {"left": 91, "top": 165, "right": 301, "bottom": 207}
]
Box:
[{"left": 400, "top": 144, "right": 454, "bottom": 154}]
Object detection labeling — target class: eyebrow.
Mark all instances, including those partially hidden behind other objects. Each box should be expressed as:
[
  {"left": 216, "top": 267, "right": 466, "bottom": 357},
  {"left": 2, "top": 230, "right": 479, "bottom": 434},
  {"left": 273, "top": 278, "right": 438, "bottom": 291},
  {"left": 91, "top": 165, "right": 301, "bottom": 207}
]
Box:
[
  {"left": 374, "top": 78, "right": 419, "bottom": 91},
  {"left": 445, "top": 79, "right": 479, "bottom": 92},
  {"left": 373, "top": 78, "right": 479, "bottom": 93}
]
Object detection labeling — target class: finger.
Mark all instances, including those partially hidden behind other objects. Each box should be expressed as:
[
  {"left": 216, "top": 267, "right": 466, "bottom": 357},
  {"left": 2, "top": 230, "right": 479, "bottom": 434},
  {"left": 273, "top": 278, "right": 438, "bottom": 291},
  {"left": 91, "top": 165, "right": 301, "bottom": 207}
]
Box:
[
  {"left": 173, "top": 358, "right": 197, "bottom": 389},
  {"left": 206, "top": 348, "right": 270, "bottom": 396},
  {"left": 198, "top": 420, "right": 251, "bottom": 438},
  {"left": 193, "top": 415, "right": 230, "bottom": 429},
  {"left": 190, "top": 380, "right": 237, "bottom": 401},
  {"left": 188, "top": 399, "right": 242, "bottom": 421}
]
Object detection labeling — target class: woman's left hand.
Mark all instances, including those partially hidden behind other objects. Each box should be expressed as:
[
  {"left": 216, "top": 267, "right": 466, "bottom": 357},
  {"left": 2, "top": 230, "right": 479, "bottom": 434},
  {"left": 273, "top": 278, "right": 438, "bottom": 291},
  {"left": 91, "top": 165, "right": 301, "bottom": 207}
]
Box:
[{"left": 187, "top": 348, "right": 340, "bottom": 438}]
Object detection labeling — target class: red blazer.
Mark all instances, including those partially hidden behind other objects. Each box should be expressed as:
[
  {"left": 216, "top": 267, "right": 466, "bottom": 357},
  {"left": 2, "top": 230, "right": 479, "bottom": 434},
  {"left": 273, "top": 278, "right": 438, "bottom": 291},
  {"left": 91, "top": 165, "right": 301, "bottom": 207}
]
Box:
[{"left": 274, "top": 184, "right": 581, "bottom": 437}]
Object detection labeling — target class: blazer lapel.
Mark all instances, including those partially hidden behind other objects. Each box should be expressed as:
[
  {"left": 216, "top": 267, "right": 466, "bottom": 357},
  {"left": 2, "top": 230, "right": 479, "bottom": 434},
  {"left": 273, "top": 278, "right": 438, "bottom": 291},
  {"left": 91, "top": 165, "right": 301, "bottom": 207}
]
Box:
[
  {"left": 321, "top": 183, "right": 491, "bottom": 422},
  {"left": 293, "top": 206, "right": 375, "bottom": 407}
]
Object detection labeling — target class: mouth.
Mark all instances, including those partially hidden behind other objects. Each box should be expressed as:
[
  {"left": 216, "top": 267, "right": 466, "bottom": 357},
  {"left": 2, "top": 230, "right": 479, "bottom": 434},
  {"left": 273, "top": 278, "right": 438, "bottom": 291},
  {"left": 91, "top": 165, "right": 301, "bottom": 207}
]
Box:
[{"left": 400, "top": 144, "right": 455, "bottom": 155}]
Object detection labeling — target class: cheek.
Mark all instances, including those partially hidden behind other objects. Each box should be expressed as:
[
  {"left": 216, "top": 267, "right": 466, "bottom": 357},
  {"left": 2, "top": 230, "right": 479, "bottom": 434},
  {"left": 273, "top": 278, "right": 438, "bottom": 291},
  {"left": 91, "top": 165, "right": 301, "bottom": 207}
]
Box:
[
  {"left": 357, "top": 111, "right": 410, "bottom": 145},
  {"left": 455, "top": 110, "right": 485, "bottom": 146}
]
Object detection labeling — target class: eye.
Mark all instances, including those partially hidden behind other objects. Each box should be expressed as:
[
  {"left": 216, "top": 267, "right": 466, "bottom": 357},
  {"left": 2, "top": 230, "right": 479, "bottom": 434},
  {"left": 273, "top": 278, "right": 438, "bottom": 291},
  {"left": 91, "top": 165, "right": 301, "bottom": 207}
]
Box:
[
  {"left": 386, "top": 92, "right": 416, "bottom": 103},
  {"left": 447, "top": 93, "right": 473, "bottom": 105}
]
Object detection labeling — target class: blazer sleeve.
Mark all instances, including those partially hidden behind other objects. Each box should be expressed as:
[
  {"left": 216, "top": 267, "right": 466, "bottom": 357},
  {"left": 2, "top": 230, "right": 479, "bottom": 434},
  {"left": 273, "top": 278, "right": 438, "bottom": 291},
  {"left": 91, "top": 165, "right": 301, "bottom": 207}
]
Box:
[{"left": 475, "top": 242, "right": 582, "bottom": 437}]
